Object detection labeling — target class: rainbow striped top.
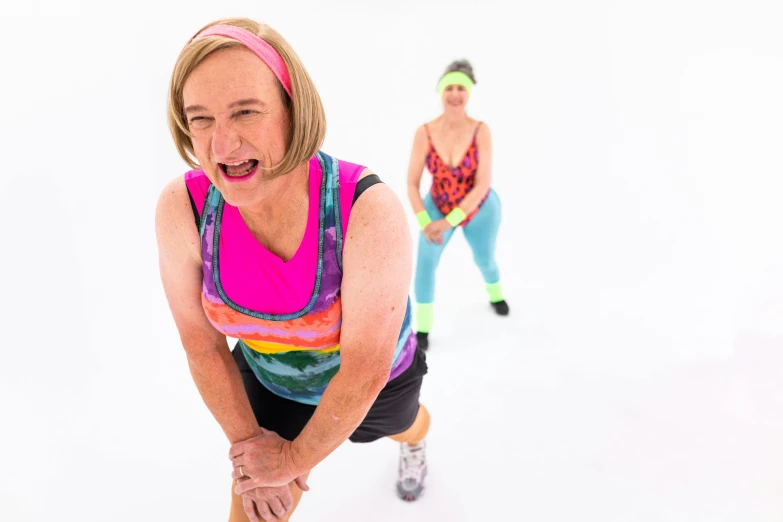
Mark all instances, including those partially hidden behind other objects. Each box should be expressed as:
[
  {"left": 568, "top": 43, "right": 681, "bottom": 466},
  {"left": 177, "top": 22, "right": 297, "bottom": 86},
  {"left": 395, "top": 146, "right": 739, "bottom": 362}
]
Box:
[{"left": 185, "top": 152, "right": 416, "bottom": 405}]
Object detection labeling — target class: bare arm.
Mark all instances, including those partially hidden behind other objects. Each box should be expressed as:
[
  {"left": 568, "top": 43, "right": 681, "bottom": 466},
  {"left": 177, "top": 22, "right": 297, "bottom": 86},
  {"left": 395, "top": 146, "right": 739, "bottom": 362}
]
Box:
[
  {"left": 290, "top": 172, "right": 413, "bottom": 471},
  {"left": 455, "top": 123, "right": 493, "bottom": 215},
  {"left": 406, "top": 125, "right": 429, "bottom": 215},
  {"left": 155, "top": 177, "right": 261, "bottom": 444}
]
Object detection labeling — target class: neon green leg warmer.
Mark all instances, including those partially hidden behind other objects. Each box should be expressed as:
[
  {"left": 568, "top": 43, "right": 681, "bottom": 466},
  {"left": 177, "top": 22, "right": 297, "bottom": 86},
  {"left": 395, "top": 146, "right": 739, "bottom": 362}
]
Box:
[
  {"left": 415, "top": 303, "right": 434, "bottom": 333},
  {"left": 486, "top": 282, "right": 504, "bottom": 303}
]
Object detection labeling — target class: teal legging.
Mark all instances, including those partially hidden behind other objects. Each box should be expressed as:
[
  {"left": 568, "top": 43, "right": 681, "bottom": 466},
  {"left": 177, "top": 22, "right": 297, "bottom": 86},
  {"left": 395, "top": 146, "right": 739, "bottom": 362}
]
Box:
[{"left": 414, "top": 189, "right": 502, "bottom": 304}]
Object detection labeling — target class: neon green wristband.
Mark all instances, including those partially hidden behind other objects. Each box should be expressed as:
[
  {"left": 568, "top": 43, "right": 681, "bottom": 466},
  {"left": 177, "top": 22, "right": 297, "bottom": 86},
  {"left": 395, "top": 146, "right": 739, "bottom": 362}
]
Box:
[
  {"left": 416, "top": 210, "right": 432, "bottom": 230},
  {"left": 445, "top": 208, "right": 467, "bottom": 227}
]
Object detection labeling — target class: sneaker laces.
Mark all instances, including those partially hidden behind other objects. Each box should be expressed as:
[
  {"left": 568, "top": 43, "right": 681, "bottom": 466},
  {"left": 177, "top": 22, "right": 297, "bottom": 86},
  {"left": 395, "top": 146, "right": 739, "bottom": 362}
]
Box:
[{"left": 400, "top": 442, "right": 426, "bottom": 481}]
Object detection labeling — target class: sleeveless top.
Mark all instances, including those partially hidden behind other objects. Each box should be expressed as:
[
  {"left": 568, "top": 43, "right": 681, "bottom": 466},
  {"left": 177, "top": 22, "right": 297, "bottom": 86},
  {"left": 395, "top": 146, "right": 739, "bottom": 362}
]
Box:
[{"left": 185, "top": 152, "right": 417, "bottom": 405}]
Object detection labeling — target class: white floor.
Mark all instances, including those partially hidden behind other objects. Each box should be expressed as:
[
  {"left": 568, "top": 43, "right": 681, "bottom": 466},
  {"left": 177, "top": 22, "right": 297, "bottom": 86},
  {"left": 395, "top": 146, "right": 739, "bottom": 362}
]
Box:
[
  {"left": 4, "top": 221, "right": 782, "bottom": 521},
  {"left": 2, "top": 1, "right": 782, "bottom": 520}
]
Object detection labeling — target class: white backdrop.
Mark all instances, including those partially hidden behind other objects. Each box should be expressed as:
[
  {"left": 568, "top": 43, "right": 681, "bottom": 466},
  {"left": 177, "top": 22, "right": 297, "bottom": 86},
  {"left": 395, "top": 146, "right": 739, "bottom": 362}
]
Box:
[{"left": 1, "top": 0, "right": 782, "bottom": 520}]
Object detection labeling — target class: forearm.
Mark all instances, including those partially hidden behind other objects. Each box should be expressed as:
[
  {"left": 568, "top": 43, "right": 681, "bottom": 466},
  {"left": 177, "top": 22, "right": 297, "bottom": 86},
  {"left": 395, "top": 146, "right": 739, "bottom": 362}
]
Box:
[
  {"left": 187, "top": 346, "right": 262, "bottom": 444},
  {"left": 407, "top": 185, "right": 427, "bottom": 214},
  {"left": 455, "top": 182, "right": 490, "bottom": 216},
  {"left": 290, "top": 366, "right": 387, "bottom": 471}
]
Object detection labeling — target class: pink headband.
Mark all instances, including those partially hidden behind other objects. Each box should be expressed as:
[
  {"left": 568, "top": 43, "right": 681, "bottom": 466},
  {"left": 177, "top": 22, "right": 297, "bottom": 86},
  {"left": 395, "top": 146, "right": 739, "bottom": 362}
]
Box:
[{"left": 193, "top": 24, "right": 293, "bottom": 98}]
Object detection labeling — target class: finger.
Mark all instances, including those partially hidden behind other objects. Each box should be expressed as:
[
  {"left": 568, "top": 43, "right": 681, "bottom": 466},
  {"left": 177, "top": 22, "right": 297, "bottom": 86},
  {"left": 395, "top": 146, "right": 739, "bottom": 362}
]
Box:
[
  {"left": 267, "top": 495, "right": 287, "bottom": 520},
  {"left": 254, "top": 499, "right": 277, "bottom": 522},
  {"left": 279, "top": 487, "right": 294, "bottom": 512},
  {"left": 294, "top": 474, "right": 310, "bottom": 492},
  {"left": 236, "top": 477, "right": 264, "bottom": 495},
  {"left": 231, "top": 456, "right": 245, "bottom": 469},
  {"left": 243, "top": 496, "right": 261, "bottom": 522},
  {"left": 233, "top": 467, "right": 252, "bottom": 481},
  {"left": 229, "top": 442, "right": 246, "bottom": 460},
  {"left": 235, "top": 464, "right": 255, "bottom": 480}
]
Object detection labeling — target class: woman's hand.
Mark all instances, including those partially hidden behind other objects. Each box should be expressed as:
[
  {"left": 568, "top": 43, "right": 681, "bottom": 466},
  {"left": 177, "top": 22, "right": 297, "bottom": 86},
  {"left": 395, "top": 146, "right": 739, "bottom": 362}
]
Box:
[
  {"left": 423, "top": 219, "right": 452, "bottom": 245},
  {"left": 237, "top": 481, "right": 308, "bottom": 522},
  {"left": 230, "top": 429, "right": 310, "bottom": 492}
]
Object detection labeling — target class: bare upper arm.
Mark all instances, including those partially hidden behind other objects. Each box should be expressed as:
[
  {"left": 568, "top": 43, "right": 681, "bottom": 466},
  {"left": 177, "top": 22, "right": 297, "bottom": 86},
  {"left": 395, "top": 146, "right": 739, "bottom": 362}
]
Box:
[
  {"left": 406, "top": 125, "right": 429, "bottom": 189},
  {"left": 339, "top": 182, "right": 412, "bottom": 375},
  {"left": 155, "top": 176, "right": 225, "bottom": 353},
  {"left": 475, "top": 123, "right": 493, "bottom": 186}
]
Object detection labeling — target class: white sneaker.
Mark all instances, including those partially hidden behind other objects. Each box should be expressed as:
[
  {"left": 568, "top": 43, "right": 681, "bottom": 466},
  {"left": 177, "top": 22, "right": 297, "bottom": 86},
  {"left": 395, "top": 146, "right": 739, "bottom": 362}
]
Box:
[{"left": 396, "top": 440, "right": 427, "bottom": 501}]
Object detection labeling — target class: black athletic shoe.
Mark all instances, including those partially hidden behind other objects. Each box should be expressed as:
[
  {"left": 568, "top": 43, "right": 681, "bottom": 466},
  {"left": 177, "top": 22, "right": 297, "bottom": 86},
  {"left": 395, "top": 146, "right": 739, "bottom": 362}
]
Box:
[
  {"left": 416, "top": 332, "right": 429, "bottom": 350},
  {"left": 491, "top": 300, "right": 510, "bottom": 316}
]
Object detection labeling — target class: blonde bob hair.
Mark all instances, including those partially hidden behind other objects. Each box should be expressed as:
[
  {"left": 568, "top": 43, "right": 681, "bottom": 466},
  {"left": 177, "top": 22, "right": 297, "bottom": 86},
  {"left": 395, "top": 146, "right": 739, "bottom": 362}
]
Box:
[{"left": 167, "top": 17, "right": 326, "bottom": 177}]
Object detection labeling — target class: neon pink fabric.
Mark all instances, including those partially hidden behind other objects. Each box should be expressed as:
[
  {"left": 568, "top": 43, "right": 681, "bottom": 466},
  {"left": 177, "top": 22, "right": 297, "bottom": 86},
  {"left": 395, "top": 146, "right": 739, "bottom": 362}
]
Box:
[
  {"left": 184, "top": 157, "right": 365, "bottom": 315},
  {"left": 193, "top": 25, "right": 293, "bottom": 98}
]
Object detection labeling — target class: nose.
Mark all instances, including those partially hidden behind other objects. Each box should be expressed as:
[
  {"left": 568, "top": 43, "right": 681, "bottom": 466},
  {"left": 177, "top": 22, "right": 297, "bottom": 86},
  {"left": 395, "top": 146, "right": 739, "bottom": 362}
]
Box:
[{"left": 211, "top": 120, "right": 242, "bottom": 159}]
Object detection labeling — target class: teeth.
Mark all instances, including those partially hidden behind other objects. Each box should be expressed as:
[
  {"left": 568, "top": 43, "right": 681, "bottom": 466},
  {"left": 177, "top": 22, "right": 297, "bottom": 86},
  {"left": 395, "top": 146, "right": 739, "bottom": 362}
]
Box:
[{"left": 219, "top": 159, "right": 258, "bottom": 177}]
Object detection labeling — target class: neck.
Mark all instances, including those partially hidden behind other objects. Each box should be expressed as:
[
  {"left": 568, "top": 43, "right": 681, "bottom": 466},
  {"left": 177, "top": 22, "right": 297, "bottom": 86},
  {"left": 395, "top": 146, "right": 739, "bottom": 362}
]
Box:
[
  {"left": 440, "top": 111, "right": 468, "bottom": 128},
  {"left": 238, "top": 161, "right": 309, "bottom": 230}
]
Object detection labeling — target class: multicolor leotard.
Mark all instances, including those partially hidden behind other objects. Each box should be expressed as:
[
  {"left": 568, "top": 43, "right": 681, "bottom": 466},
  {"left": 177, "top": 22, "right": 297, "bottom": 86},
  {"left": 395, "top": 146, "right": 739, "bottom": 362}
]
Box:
[
  {"left": 185, "top": 152, "right": 417, "bottom": 405},
  {"left": 424, "top": 122, "right": 488, "bottom": 225}
]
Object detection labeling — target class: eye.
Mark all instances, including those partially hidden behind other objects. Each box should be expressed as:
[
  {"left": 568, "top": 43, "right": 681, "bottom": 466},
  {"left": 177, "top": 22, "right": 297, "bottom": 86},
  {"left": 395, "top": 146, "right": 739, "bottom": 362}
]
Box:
[
  {"left": 188, "top": 116, "right": 213, "bottom": 129},
  {"left": 235, "top": 109, "right": 258, "bottom": 118}
]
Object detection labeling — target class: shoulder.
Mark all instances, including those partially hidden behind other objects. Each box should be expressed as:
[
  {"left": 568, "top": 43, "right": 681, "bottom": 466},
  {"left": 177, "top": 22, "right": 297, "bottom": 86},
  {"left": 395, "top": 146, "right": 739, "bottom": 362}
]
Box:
[
  {"left": 413, "top": 124, "right": 429, "bottom": 142},
  {"left": 476, "top": 121, "right": 492, "bottom": 143},
  {"left": 346, "top": 170, "right": 407, "bottom": 241},
  {"left": 155, "top": 174, "right": 201, "bottom": 262},
  {"left": 332, "top": 157, "right": 400, "bottom": 224},
  {"left": 184, "top": 169, "right": 210, "bottom": 190},
  {"left": 343, "top": 180, "right": 411, "bottom": 279},
  {"left": 474, "top": 119, "right": 491, "bottom": 134},
  {"left": 337, "top": 159, "right": 373, "bottom": 184},
  {"left": 156, "top": 175, "right": 189, "bottom": 220}
]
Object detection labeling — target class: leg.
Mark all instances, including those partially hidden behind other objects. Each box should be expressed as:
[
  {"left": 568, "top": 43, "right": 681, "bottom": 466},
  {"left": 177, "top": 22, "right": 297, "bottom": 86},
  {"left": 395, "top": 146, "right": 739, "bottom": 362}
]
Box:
[
  {"left": 228, "top": 474, "right": 310, "bottom": 522},
  {"left": 389, "top": 404, "right": 430, "bottom": 501},
  {"left": 389, "top": 404, "right": 430, "bottom": 445},
  {"left": 414, "top": 195, "right": 455, "bottom": 339},
  {"left": 463, "top": 190, "right": 508, "bottom": 312},
  {"left": 229, "top": 347, "right": 316, "bottom": 520},
  {"left": 349, "top": 345, "right": 429, "bottom": 501}
]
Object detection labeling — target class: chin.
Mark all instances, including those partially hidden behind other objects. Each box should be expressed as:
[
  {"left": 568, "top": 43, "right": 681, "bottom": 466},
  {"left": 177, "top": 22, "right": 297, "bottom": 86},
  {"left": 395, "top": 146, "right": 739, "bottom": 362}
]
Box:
[{"left": 219, "top": 186, "right": 265, "bottom": 209}]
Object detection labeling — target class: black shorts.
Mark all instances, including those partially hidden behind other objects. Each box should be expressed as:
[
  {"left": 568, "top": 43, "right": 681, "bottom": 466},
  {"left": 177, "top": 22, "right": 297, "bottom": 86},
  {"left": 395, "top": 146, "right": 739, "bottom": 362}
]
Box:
[{"left": 232, "top": 344, "right": 428, "bottom": 443}]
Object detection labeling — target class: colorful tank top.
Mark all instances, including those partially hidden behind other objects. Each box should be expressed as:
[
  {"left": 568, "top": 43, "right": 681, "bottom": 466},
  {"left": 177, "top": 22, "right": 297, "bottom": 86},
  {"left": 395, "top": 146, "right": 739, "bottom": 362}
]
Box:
[
  {"left": 186, "top": 152, "right": 417, "bottom": 405},
  {"left": 425, "top": 122, "right": 488, "bottom": 226}
]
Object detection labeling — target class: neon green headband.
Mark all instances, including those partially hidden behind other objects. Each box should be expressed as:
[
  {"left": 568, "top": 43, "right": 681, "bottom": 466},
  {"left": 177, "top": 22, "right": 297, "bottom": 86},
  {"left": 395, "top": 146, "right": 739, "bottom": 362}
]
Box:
[{"left": 437, "top": 71, "right": 474, "bottom": 96}]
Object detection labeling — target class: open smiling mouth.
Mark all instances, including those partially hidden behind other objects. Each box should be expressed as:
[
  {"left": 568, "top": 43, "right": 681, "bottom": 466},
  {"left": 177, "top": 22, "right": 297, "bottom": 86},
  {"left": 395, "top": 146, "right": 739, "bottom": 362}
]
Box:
[{"left": 218, "top": 159, "right": 259, "bottom": 177}]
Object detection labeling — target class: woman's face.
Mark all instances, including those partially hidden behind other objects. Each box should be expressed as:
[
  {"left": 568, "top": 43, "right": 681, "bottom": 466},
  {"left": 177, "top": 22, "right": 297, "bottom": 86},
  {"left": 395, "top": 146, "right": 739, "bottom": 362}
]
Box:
[
  {"left": 441, "top": 83, "right": 470, "bottom": 114},
  {"left": 182, "top": 46, "right": 291, "bottom": 207}
]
